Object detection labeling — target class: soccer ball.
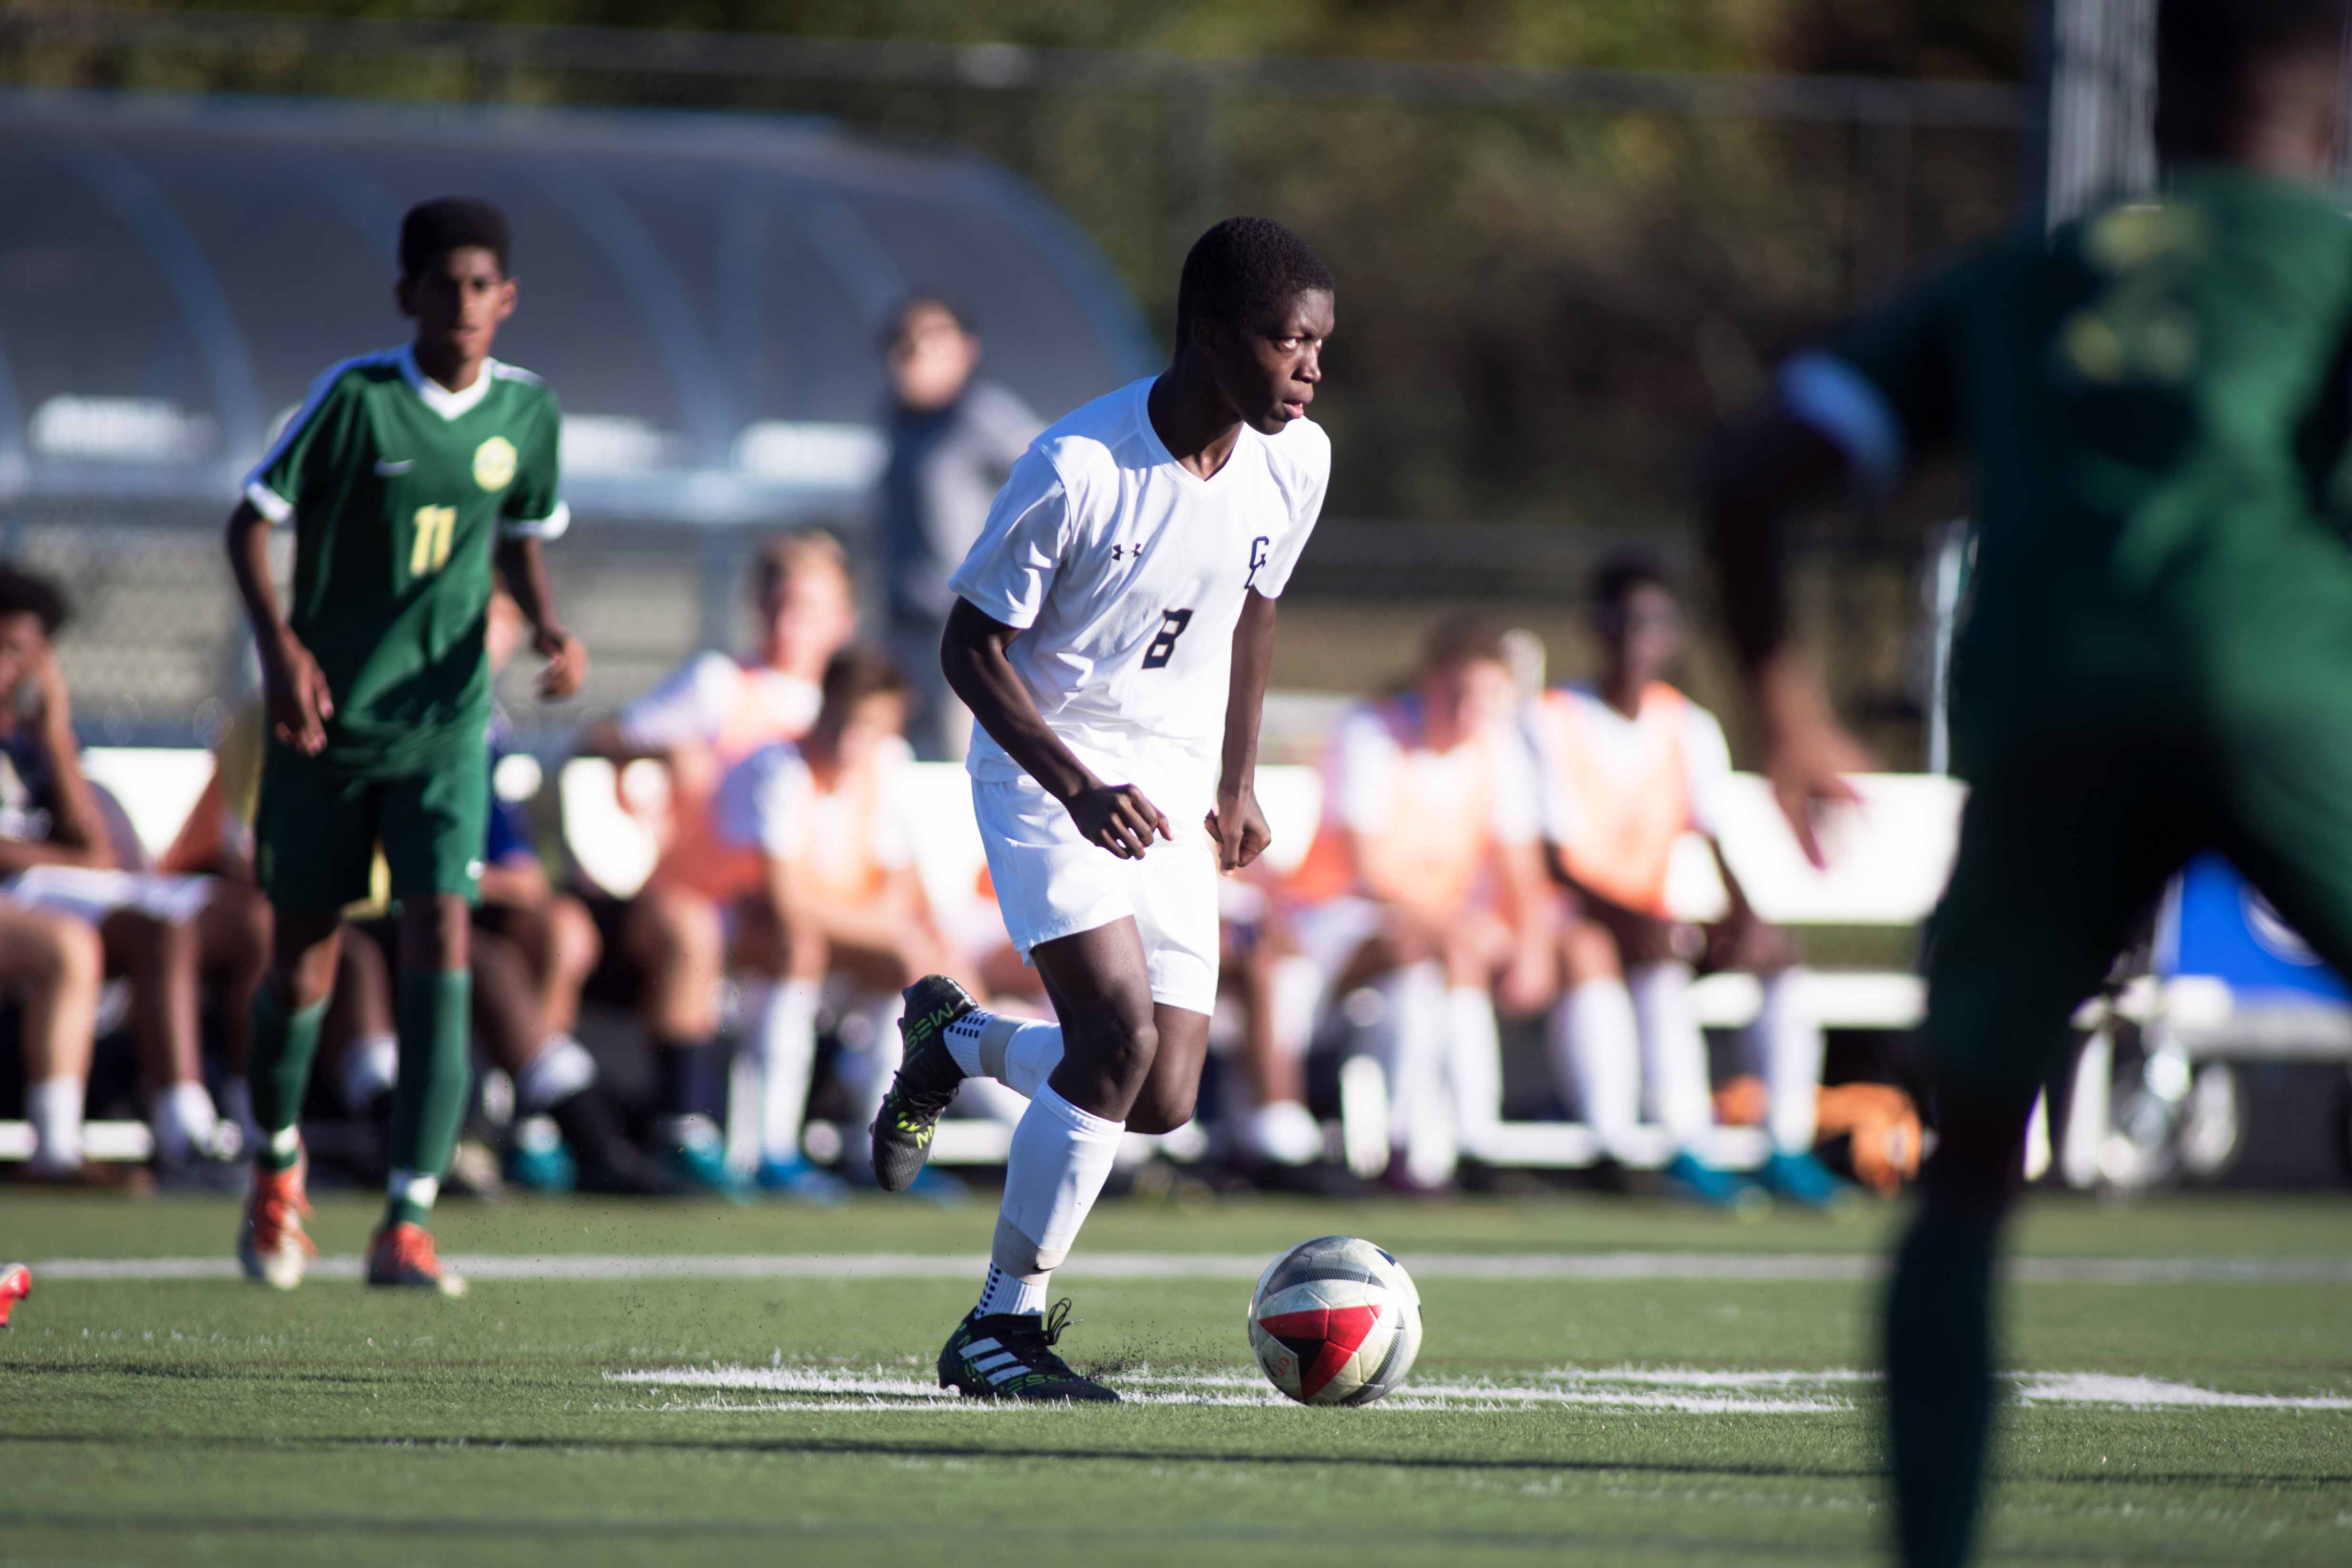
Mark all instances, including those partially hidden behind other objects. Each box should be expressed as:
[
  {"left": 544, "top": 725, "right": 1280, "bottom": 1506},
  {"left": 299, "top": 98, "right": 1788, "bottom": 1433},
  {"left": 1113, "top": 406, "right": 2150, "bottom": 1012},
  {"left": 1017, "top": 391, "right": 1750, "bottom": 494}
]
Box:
[{"left": 1246, "top": 1235, "right": 1422, "bottom": 1406}]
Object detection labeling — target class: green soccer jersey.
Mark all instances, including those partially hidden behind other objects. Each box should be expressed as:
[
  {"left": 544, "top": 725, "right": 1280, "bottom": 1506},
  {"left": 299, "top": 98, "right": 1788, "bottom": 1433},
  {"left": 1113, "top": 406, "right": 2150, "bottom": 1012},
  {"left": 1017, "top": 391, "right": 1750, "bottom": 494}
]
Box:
[
  {"left": 1781, "top": 166, "right": 2352, "bottom": 773},
  {"left": 245, "top": 345, "right": 566, "bottom": 774}
]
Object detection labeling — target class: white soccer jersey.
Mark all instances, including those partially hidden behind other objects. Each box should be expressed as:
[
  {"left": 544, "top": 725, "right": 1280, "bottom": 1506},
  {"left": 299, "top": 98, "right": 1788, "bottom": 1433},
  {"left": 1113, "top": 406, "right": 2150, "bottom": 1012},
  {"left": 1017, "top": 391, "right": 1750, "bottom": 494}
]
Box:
[{"left": 949, "top": 377, "right": 1329, "bottom": 786}]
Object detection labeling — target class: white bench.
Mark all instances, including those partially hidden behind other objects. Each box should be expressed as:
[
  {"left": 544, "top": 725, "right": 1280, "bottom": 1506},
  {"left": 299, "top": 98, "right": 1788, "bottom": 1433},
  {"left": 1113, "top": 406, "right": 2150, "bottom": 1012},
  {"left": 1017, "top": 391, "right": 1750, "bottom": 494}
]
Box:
[
  {"left": 7, "top": 748, "right": 1967, "bottom": 1172},
  {"left": 1479, "top": 773, "right": 1963, "bottom": 1171}
]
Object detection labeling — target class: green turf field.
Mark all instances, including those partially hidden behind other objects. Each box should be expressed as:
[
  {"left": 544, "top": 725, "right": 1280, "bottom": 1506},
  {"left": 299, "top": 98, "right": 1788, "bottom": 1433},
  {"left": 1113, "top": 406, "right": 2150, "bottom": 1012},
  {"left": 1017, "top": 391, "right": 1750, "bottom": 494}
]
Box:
[{"left": 3, "top": 1190, "right": 2347, "bottom": 1565}]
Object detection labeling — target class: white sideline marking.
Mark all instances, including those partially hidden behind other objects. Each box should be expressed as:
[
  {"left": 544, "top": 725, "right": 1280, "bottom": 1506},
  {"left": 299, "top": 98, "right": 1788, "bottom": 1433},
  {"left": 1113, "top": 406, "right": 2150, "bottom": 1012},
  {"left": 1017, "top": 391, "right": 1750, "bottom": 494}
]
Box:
[
  {"left": 604, "top": 1367, "right": 1849, "bottom": 1414},
  {"left": 608, "top": 1364, "right": 2352, "bottom": 1414},
  {"left": 2014, "top": 1373, "right": 2352, "bottom": 1411},
  {"left": 31, "top": 1250, "right": 2352, "bottom": 1285}
]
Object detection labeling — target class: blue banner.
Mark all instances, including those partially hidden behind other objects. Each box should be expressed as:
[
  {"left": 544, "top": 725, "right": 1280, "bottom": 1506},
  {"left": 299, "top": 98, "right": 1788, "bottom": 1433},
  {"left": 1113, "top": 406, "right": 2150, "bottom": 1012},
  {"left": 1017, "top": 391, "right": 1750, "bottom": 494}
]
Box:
[{"left": 2159, "top": 854, "right": 2352, "bottom": 1004}]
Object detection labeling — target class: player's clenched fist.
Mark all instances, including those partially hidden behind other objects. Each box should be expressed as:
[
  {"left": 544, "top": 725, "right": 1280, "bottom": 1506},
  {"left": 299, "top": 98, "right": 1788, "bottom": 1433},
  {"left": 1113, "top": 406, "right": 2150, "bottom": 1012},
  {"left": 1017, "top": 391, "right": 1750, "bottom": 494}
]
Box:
[
  {"left": 263, "top": 630, "right": 335, "bottom": 754},
  {"left": 1206, "top": 785, "right": 1272, "bottom": 873},
  {"left": 1063, "top": 781, "right": 1170, "bottom": 860}
]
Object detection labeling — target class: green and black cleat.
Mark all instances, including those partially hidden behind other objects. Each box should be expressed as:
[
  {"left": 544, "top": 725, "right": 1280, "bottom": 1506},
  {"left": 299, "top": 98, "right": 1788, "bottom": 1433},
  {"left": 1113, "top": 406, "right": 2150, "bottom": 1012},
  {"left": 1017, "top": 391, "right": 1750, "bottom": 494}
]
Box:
[
  {"left": 871, "top": 974, "right": 978, "bottom": 1193},
  {"left": 938, "top": 1299, "right": 1119, "bottom": 1402}
]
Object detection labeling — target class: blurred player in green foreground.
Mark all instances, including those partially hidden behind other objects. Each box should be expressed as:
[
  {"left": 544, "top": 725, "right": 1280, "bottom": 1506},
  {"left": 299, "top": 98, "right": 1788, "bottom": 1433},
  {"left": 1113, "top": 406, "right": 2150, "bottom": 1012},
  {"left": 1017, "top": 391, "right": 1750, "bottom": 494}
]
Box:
[
  {"left": 225, "top": 198, "right": 585, "bottom": 1295},
  {"left": 1702, "top": 1, "right": 2352, "bottom": 1561}
]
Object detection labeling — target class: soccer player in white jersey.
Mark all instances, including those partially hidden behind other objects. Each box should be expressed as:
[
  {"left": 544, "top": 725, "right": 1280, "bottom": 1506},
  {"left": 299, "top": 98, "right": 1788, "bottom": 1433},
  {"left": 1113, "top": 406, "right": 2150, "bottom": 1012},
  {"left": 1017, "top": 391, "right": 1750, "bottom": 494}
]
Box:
[{"left": 866, "top": 218, "right": 1334, "bottom": 1401}]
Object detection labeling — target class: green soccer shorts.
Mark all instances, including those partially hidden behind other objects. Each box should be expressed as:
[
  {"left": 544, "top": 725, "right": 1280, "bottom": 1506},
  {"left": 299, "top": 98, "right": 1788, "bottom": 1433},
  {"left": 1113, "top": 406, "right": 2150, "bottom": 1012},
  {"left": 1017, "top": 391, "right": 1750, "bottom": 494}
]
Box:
[
  {"left": 254, "top": 743, "right": 487, "bottom": 914},
  {"left": 1923, "top": 685, "right": 2352, "bottom": 1089}
]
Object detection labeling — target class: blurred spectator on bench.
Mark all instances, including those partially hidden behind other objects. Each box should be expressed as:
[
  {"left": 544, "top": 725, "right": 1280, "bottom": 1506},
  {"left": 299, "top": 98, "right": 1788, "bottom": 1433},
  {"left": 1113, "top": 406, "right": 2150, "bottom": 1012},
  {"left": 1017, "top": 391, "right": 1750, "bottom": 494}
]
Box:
[
  {"left": 715, "top": 647, "right": 973, "bottom": 1201},
  {"left": 0, "top": 566, "right": 263, "bottom": 1185},
  {"left": 1213, "top": 877, "right": 1355, "bottom": 1191},
  {"left": 5, "top": 885, "right": 116, "bottom": 1187},
  {"left": 1284, "top": 615, "right": 1555, "bottom": 1189},
  {"left": 574, "top": 531, "right": 856, "bottom": 1193},
  {"left": 1525, "top": 554, "right": 1842, "bottom": 1208},
  {"left": 471, "top": 591, "right": 677, "bottom": 1195},
  {"left": 878, "top": 296, "right": 1042, "bottom": 762}
]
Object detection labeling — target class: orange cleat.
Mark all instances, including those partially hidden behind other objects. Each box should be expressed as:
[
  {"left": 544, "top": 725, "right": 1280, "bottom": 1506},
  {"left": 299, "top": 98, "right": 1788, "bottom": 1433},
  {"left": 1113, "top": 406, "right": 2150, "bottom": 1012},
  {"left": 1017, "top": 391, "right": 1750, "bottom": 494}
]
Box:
[
  {"left": 365, "top": 1221, "right": 466, "bottom": 1296},
  {"left": 236, "top": 1152, "right": 316, "bottom": 1291},
  {"left": 0, "top": 1263, "right": 28, "bottom": 1328}
]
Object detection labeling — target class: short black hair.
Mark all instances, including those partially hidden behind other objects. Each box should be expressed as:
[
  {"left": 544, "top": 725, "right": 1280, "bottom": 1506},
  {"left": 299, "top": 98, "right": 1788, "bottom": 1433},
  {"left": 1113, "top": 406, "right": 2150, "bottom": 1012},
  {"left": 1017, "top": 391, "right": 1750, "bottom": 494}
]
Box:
[
  {"left": 1589, "top": 551, "right": 1677, "bottom": 612},
  {"left": 0, "top": 565, "right": 70, "bottom": 638},
  {"left": 1173, "top": 217, "right": 1335, "bottom": 346},
  {"left": 399, "top": 198, "right": 511, "bottom": 281},
  {"left": 2156, "top": 0, "right": 2350, "bottom": 161}
]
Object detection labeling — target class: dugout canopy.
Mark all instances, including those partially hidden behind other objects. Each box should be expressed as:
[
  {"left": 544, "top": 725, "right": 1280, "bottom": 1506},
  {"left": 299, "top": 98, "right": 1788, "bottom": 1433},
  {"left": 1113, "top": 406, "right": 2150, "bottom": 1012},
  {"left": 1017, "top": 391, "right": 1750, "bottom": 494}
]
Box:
[{"left": 0, "top": 92, "right": 1156, "bottom": 525}]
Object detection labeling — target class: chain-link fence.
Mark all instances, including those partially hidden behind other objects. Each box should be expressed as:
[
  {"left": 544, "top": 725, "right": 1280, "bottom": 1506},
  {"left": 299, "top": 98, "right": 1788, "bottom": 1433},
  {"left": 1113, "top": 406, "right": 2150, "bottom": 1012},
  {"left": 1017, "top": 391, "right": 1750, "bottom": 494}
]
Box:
[{"left": 1, "top": 9, "right": 2035, "bottom": 765}]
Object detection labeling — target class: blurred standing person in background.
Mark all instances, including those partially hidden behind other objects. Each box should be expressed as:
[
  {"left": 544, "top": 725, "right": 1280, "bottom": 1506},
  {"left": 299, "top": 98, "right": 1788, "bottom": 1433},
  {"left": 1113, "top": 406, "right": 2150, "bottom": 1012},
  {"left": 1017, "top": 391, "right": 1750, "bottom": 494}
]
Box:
[{"left": 878, "top": 297, "right": 1042, "bottom": 761}]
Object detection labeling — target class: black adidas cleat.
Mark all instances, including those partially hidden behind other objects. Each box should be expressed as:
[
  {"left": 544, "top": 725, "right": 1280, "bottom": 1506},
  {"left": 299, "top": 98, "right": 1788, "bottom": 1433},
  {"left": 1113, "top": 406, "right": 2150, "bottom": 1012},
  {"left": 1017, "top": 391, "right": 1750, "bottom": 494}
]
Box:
[
  {"left": 871, "top": 974, "right": 977, "bottom": 1193},
  {"left": 937, "top": 1299, "right": 1119, "bottom": 1402}
]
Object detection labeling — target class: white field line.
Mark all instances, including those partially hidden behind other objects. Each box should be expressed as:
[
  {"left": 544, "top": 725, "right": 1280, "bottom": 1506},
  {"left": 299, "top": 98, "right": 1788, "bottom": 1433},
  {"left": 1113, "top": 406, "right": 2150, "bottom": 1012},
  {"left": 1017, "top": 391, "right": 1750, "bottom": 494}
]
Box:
[
  {"left": 30, "top": 1250, "right": 2352, "bottom": 1284},
  {"left": 608, "top": 1364, "right": 2352, "bottom": 1414}
]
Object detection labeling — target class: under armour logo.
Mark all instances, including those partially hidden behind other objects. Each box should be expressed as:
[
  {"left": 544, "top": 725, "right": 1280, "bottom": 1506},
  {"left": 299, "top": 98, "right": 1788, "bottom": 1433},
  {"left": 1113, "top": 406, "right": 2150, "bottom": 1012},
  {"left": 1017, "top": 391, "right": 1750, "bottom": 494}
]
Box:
[{"left": 1110, "top": 544, "right": 1132, "bottom": 562}]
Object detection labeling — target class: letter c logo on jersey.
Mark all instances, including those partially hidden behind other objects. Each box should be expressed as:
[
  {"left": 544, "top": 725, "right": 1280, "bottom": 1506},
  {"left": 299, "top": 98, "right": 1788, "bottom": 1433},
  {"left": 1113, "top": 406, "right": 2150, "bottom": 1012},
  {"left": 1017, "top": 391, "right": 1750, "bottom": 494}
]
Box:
[
  {"left": 1245, "top": 535, "right": 1270, "bottom": 591},
  {"left": 472, "top": 436, "right": 518, "bottom": 493}
]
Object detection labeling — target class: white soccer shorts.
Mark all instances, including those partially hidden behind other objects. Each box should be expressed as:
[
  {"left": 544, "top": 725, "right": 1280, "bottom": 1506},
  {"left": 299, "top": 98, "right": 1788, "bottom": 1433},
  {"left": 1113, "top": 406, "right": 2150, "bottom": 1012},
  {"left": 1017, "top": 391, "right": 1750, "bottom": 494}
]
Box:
[{"left": 972, "top": 762, "right": 1220, "bottom": 1017}]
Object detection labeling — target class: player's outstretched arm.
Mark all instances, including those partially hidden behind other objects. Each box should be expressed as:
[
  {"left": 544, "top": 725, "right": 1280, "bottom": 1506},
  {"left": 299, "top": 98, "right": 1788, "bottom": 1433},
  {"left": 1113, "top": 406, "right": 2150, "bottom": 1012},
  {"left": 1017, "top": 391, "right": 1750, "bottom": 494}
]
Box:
[
  {"left": 1208, "top": 588, "right": 1278, "bottom": 873},
  {"left": 1701, "top": 412, "right": 1873, "bottom": 868},
  {"left": 224, "top": 500, "right": 334, "bottom": 755},
  {"left": 940, "top": 596, "right": 1169, "bottom": 860},
  {"left": 495, "top": 536, "right": 586, "bottom": 701}
]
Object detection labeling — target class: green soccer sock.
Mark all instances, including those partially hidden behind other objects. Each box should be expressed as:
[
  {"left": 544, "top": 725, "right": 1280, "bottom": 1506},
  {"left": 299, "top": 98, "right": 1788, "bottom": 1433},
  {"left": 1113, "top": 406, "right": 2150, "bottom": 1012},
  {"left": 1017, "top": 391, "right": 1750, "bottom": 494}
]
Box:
[
  {"left": 247, "top": 985, "right": 328, "bottom": 1173},
  {"left": 384, "top": 967, "right": 472, "bottom": 1230},
  {"left": 1884, "top": 1190, "right": 2003, "bottom": 1568}
]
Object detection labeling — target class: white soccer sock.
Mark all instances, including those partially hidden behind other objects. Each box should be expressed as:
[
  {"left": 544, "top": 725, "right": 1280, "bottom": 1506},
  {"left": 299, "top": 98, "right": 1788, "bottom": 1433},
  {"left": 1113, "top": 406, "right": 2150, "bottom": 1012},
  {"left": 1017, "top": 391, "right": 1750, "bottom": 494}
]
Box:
[
  {"left": 1553, "top": 979, "right": 1640, "bottom": 1161},
  {"left": 340, "top": 1032, "right": 399, "bottom": 1114},
  {"left": 26, "top": 1074, "right": 85, "bottom": 1176},
  {"left": 1445, "top": 984, "right": 1505, "bottom": 1160},
  {"left": 837, "top": 992, "right": 906, "bottom": 1176},
  {"left": 386, "top": 1169, "right": 439, "bottom": 1214},
  {"left": 1628, "top": 961, "right": 1713, "bottom": 1150},
  {"left": 975, "top": 1083, "right": 1124, "bottom": 1318},
  {"left": 1755, "top": 970, "right": 1824, "bottom": 1154},
  {"left": 219, "top": 1075, "right": 259, "bottom": 1151},
  {"left": 1270, "top": 954, "right": 1324, "bottom": 1062},
  {"left": 748, "top": 979, "right": 822, "bottom": 1165},
  {"left": 1242, "top": 1100, "right": 1324, "bottom": 1166},
  {"left": 1366, "top": 961, "right": 1450, "bottom": 1179},
  {"left": 514, "top": 1034, "right": 598, "bottom": 1116},
  {"left": 947, "top": 1009, "right": 1065, "bottom": 1098},
  {"left": 151, "top": 1079, "right": 219, "bottom": 1164}
]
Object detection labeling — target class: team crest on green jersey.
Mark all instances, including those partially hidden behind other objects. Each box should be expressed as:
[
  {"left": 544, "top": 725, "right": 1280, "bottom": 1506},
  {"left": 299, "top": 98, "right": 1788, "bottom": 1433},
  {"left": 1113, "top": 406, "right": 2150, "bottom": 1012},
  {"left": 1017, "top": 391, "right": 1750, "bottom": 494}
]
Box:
[{"left": 473, "top": 436, "right": 518, "bottom": 491}]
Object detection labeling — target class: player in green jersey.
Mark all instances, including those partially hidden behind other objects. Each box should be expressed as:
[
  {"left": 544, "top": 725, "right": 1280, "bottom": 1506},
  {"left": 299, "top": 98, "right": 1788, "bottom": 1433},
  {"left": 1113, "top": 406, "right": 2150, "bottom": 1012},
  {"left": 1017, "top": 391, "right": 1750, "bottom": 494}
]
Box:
[
  {"left": 225, "top": 198, "right": 587, "bottom": 1295},
  {"left": 1702, "top": 3, "right": 2351, "bottom": 1561}
]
